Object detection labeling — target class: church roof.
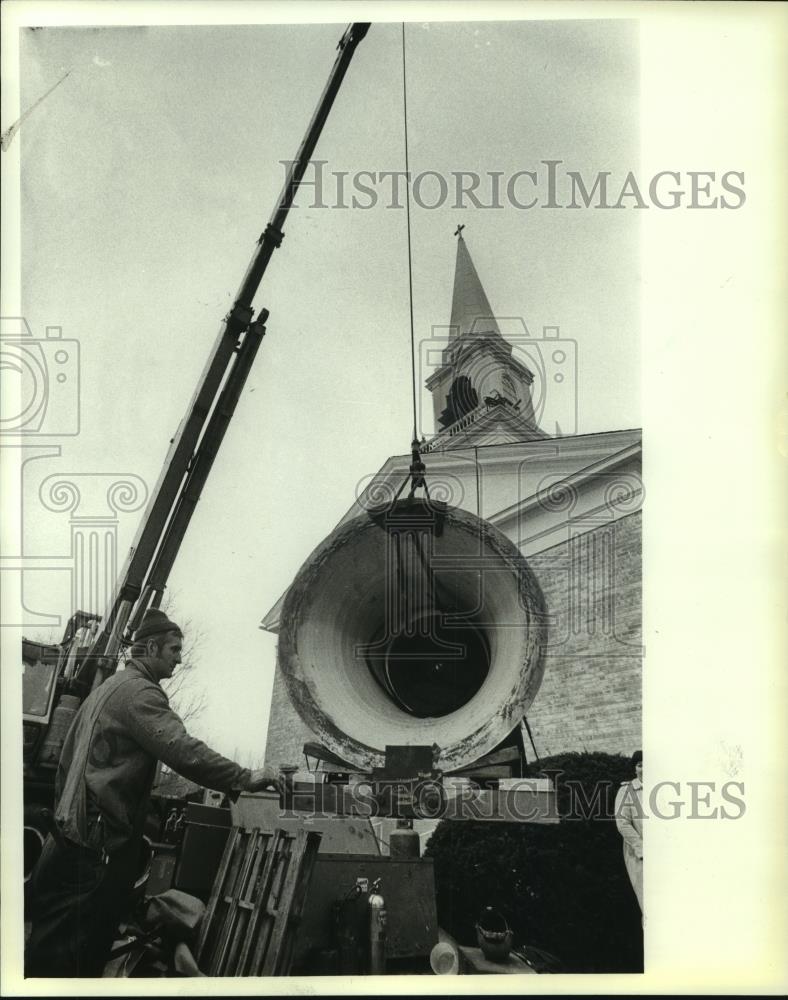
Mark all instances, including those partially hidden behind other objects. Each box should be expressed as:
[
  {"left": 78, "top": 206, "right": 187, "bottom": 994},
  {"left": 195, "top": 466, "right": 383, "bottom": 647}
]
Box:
[{"left": 449, "top": 233, "right": 502, "bottom": 340}]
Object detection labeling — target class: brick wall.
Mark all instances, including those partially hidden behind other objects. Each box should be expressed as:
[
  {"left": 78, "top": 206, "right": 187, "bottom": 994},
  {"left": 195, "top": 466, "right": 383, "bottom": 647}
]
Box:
[
  {"left": 525, "top": 510, "right": 642, "bottom": 756},
  {"left": 264, "top": 510, "right": 642, "bottom": 769}
]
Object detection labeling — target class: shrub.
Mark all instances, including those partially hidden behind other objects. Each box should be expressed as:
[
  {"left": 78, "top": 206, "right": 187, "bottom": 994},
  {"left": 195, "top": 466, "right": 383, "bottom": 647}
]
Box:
[{"left": 424, "top": 751, "right": 643, "bottom": 972}]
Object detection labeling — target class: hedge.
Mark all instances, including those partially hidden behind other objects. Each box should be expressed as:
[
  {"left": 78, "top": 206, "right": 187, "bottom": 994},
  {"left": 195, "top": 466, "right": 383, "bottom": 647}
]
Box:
[{"left": 424, "top": 751, "right": 643, "bottom": 973}]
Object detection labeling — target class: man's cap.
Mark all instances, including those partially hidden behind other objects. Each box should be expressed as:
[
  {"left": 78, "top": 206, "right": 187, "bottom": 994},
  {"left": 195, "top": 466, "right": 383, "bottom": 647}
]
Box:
[
  {"left": 133, "top": 608, "right": 182, "bottom": 643},
  {"left": 631, "top": 749, "right": 643, "bottom": 766}
]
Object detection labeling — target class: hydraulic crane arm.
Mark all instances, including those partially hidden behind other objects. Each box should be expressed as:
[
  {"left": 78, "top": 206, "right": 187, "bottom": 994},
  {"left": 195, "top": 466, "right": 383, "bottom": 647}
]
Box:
[{"left": 81, "top": 22, "right": 370, "bottom": 688}]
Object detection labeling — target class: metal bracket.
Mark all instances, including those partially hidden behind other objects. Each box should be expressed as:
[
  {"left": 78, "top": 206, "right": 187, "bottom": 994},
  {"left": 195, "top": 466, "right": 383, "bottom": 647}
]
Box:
[
  {"left": 224, "top": 302, "right": 254, "bottom": 335},
  {"left": 259, "top": 224, "right": 285, "bottom": 249}
]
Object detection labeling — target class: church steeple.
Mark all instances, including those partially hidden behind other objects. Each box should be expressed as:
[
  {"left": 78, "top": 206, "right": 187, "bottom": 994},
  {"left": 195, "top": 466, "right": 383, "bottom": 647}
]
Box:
[
  {"left": 424, "top": 230, "right": 548, "bottom": 446},
  {"left": 449, "top": 229, "right": 502, "bottom": 341}
]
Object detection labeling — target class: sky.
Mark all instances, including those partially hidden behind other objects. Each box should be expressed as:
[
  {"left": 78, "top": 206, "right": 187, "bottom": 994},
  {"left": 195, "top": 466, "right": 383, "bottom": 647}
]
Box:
[{"left": 14, "top": 17, "right": 639, "bottom": 762}]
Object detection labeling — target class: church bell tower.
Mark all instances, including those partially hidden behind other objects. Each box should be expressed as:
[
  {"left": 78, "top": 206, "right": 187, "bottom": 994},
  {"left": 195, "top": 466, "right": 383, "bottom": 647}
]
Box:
[{"left": 425, "top": 229, "right": 547, "bottom": 447}]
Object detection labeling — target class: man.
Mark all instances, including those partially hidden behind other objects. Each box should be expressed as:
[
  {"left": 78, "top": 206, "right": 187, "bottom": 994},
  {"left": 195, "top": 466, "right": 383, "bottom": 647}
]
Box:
[
  {"left": 26, "top": 608, "right": 279, "bottom": 977},
  {"left": 614, "top": 749, "right": 644, "bottom": 915}
]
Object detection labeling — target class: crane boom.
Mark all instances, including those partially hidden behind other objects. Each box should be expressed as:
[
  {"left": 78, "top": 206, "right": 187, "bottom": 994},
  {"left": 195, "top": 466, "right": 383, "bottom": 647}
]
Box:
[{"left": 82, "top": 22, "right": 370, "bottom": 687}]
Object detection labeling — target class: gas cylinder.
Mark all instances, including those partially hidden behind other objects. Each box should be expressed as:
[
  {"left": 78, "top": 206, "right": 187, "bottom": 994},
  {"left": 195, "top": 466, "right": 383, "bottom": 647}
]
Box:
[
  {"left": 368, "top": 878, "right": 387, "bottom": 974},
  {"left": 389, "top": 818, "right": 420, "bottom": 859}
]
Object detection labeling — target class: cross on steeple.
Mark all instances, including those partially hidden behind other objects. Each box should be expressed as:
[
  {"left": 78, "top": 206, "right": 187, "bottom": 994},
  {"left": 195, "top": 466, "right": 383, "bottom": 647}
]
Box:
[{"left": 453, "top": 224, "right": 465, "bottom": 238}]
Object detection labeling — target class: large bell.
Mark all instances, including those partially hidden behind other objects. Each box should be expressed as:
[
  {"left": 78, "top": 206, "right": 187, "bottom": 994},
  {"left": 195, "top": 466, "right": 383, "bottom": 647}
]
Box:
[{"left": 277, "top": 498, "right": 547, "bottom": 774}]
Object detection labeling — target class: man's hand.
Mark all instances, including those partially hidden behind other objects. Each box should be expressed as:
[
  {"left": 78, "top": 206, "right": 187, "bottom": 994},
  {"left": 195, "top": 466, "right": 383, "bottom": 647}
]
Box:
[{"left": 247, "top": 767, "right": 283, "bottom": 794}]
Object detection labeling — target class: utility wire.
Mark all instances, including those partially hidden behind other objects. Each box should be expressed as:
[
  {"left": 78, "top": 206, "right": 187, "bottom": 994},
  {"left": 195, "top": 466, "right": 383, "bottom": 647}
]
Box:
[
  {"left": 523, "top": 716, "right": 541, "bottom": 764},
  {"left": 401, "top": 23, "right": 418, "bottom": 442}
]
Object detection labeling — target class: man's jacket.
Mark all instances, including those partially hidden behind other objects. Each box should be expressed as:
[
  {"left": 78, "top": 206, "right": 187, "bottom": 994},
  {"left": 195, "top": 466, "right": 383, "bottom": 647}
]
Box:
[
  {"left": 614, "top": 778, "right": 643, "bottom": 860},
  {"left": 55, "top": 659, "right": 251, "bottom": 854}
]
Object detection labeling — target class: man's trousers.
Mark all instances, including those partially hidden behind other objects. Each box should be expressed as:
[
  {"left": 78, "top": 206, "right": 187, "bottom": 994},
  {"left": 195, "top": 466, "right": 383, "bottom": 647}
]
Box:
[{"left": 25, "top": 833, "right": 138, "bottom": 977}]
